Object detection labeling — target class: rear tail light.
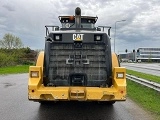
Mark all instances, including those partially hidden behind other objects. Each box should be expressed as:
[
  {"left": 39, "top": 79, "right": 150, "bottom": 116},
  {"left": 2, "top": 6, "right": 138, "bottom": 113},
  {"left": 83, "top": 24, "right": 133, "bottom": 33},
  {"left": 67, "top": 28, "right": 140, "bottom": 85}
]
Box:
[
  {"left": 116, "top": 73, "right": 124, "bottom": 79},
  {"left": 30, "top": 71, "right": 39, "bottom": 78}
]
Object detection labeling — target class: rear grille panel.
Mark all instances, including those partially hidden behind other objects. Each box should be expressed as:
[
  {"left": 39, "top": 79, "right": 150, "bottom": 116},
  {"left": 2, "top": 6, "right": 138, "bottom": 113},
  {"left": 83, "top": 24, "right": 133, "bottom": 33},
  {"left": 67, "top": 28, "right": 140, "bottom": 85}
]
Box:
[{"left": 47, "top": 43, "right": 109, "bottom": 86}]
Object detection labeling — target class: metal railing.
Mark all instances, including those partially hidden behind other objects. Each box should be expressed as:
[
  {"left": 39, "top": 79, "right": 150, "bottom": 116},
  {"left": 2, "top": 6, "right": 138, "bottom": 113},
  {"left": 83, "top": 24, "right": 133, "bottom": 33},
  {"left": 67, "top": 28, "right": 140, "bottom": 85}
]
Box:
[{"left": 126, "top": 74, "right": 160, "bottom": 92}]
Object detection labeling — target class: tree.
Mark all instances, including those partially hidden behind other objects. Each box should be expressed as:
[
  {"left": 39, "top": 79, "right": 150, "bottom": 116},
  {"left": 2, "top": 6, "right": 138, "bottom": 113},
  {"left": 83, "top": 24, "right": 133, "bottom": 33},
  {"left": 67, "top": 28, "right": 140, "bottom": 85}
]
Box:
[{"left": 0, "top": 33, "right": 23, "bottom": 49}]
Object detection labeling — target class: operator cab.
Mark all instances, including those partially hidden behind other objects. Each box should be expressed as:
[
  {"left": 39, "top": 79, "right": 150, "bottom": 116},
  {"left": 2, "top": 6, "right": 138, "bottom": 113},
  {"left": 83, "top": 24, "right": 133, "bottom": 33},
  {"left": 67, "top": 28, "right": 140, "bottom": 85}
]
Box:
[
  {"left": 45, "top": 7, "right": 111, "bottom": 35},
  {"left": 59, "top": 16, "right": 98, "bottom": 29}
]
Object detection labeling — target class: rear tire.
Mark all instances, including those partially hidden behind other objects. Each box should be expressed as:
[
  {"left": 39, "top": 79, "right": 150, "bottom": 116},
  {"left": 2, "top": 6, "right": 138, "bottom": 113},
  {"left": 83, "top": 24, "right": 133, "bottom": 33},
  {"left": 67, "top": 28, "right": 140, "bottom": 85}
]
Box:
[
  {"left": 106, "top": 101, "right": 115, "bottom": 105},
  {"left": 39, "top": 101, "right": 48, "bottom": 105},
  {"left": 98, "top": 101, "right": 115, "bottom": 105},
  {"left": 39, "top": 101, "right": 57, "bottom": 105}
]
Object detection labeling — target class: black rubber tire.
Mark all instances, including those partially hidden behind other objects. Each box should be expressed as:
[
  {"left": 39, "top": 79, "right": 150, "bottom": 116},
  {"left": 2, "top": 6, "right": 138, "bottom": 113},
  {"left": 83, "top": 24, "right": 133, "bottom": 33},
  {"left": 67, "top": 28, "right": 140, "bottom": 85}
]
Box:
[
  {"left": 39, "top": 101, "right": 49, "bottom": 105},
  {"left": 98, "top": 101, "right": 115, "bottom": 105},
  {"left": 106, "top": 101, "right": 115, "bottom": 105}
]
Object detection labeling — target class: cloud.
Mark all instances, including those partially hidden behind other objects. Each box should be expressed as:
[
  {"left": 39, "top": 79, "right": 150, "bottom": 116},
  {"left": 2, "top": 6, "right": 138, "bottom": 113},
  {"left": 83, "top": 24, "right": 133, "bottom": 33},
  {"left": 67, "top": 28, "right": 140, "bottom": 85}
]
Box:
[
  {"left": 0, "top": 0, "right": 160, "bottom": 52},
  {"left": 2, "top": 3, "right": 15, "bottom": 12}
]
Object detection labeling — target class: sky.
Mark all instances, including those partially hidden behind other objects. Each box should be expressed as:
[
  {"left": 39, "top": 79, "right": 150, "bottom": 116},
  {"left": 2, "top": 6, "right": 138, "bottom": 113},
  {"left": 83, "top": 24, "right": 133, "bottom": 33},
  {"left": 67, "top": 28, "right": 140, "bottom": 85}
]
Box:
[{"left": 0, "top": 0, "right": 160, "bottom": 53}]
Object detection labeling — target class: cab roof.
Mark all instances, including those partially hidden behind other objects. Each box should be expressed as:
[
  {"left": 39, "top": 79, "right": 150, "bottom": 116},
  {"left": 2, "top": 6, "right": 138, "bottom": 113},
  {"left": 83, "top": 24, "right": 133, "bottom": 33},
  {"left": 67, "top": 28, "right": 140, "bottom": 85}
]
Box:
[{"left": 58, "top": 16, "right": 98, "bottom": 23}]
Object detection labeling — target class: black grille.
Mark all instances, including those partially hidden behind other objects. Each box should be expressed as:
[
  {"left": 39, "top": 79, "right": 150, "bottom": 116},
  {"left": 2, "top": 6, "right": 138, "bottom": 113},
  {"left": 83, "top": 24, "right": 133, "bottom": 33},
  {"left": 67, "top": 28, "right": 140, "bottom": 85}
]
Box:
[{"left": 47, "top": 43, "right": 108, "bottom": 86}]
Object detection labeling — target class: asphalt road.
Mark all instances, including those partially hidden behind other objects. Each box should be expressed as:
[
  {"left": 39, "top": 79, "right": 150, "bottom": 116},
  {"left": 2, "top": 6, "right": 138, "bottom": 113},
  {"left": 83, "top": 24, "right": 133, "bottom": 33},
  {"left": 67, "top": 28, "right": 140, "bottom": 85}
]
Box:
[
  {"left": 0, "top": 74, "right": 154, "bottom": 120},
  {"left": 121, "top": 63, "right": 160, "bottom": 76}
]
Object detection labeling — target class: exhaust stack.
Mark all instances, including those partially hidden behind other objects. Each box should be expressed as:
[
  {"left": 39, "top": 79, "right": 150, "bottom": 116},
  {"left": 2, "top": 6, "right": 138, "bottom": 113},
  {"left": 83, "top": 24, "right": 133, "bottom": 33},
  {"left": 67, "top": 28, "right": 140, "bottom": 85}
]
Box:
[{"left": 75, "top": 7, "right": 81, "bottom": 28}]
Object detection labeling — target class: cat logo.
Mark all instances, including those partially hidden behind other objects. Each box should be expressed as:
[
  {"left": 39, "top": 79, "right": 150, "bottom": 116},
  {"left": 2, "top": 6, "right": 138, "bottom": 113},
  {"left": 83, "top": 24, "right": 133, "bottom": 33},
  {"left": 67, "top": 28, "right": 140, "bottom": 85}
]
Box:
[{"left": 73, "top": 34, "right": 84, "bottom": 41}]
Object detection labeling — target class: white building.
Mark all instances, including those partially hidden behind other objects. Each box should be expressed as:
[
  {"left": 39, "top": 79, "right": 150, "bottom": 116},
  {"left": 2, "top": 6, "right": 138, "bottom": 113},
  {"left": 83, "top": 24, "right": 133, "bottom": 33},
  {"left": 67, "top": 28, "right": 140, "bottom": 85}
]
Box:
[{"left": 136, "top": 47, "right": 160, "bottom": 62}]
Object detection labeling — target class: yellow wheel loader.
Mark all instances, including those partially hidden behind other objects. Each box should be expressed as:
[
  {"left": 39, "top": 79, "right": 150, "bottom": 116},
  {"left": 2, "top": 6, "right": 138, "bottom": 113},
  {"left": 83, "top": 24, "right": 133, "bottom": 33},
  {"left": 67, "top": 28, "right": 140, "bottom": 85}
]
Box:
[{"left": 28, "top": 7, "right": 126, "bottom": 104}]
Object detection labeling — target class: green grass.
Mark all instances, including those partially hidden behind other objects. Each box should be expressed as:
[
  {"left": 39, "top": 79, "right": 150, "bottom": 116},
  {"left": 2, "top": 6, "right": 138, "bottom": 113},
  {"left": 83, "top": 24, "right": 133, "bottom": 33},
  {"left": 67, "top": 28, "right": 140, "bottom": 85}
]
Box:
[
  {"left": 127, "top": 69, "right": 160, "bottom": 119},
  {"left": 127, "top": 80, "right": 160, "bottom": 119},
  {"left": 0, "top": 65, "right": 29, "bottom": 75},
  {"left": 127, "top": 69, "right": 160, "bottom": 83}
]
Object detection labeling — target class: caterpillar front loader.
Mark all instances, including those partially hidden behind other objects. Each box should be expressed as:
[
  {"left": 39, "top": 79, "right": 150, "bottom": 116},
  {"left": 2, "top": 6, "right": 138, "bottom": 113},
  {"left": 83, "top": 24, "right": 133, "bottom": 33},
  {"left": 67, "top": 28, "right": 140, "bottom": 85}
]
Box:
[{"left": 28, "top": 7, "right": 126, "bottom": 104}]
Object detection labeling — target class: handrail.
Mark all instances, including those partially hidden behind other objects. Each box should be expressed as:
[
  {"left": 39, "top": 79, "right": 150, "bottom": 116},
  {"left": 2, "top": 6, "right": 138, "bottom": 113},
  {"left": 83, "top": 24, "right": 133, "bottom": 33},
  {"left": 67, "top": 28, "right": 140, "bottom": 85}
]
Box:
[{"left": 127, "top": 74, "right": 160, "bottom": 92}]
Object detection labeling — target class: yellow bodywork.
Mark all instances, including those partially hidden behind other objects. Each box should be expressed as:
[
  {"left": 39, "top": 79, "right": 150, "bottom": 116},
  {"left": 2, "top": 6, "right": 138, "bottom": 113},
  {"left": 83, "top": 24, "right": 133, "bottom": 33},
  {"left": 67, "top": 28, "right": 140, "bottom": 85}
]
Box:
[{"left": 28, "top": 52, "right": 126, "bottom": 102}]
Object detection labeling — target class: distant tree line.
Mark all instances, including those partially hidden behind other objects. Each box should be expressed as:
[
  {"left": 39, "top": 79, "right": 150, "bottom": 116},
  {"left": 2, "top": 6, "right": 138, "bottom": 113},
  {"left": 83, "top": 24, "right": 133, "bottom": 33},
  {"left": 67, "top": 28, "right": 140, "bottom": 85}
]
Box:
[{"left": 0, "top": 33, "right": 38, "bottom": 67}]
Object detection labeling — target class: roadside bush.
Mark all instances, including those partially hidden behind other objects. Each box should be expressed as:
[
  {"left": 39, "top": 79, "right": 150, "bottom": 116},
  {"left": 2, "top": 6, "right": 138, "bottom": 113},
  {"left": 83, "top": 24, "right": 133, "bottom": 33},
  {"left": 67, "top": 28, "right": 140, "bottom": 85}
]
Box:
[
  {"left": 0, "top": 33, "right": 37, "bottom": 67},
  {"left": 0, "top": 48, "right": 37, "bottom": 67},
  {"left": 0, "top": 51, "right": 17, "bottom": 67},
  {"left": 0, "top": 52, "right": 7, "bottom": 67},
  {"left": 21, "top": 60, "right": 35, "bottom": 65}
]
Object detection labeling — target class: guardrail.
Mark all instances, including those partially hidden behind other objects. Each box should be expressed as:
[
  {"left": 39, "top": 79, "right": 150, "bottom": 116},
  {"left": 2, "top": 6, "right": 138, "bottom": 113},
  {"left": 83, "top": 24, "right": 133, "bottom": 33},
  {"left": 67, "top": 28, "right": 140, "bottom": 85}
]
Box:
[{"left": 126, "top": 74, "right": 160, "bottom": 92}]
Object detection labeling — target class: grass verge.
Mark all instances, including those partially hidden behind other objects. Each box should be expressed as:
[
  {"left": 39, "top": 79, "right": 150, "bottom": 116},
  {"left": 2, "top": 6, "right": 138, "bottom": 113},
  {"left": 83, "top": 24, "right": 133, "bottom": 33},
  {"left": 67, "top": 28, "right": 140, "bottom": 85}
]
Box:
[
  {"left": 0, "top": 65, "right": 29, "bottom": 75},
  {"left": 127, "top": 69, "right": 160, "bottom": 83},
  {"left": 127, "top": 80, "right": 160, "bottom": 119}
]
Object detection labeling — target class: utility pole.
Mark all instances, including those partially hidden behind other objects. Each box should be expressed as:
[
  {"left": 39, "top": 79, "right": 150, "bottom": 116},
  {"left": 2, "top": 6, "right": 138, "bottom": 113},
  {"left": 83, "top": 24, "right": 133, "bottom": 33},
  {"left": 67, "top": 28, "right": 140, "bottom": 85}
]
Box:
[{"left": 114, "top": 20, "right": 126, "bottom": 53}]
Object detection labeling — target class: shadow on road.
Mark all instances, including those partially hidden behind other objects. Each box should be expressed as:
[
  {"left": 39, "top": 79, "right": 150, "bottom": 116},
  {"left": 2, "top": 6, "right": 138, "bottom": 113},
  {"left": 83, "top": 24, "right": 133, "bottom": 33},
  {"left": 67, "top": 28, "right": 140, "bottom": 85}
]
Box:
[{"left": 35, "top": 102, "right": 116, "bottom": 120}]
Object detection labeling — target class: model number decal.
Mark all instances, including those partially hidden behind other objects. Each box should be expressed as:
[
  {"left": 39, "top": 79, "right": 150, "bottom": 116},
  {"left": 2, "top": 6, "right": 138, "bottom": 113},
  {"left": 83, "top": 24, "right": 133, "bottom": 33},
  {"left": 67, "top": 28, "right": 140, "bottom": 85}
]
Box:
[{"left": 73, "top": 34, "right": 84, "bottom": 41}]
